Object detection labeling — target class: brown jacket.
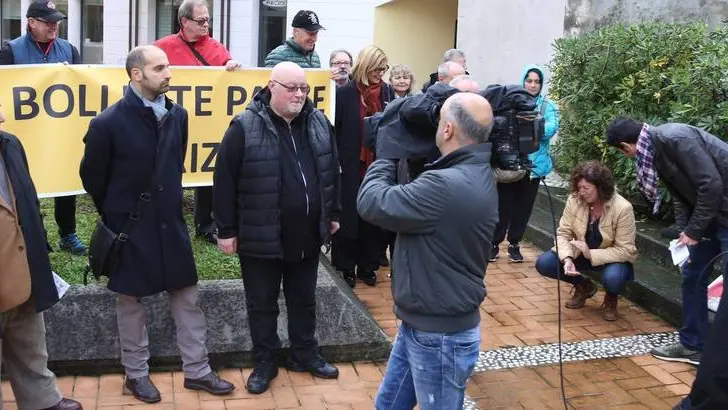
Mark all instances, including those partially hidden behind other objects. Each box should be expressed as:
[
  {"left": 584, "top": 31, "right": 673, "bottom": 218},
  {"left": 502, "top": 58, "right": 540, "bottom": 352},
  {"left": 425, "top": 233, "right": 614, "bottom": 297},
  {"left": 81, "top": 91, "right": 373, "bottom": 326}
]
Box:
[
  {"left": 0, "top": 158, "right": 32, "bottom": 313},
  {"left": 554, "top": 192, "right": 638, "bottom": 267}
]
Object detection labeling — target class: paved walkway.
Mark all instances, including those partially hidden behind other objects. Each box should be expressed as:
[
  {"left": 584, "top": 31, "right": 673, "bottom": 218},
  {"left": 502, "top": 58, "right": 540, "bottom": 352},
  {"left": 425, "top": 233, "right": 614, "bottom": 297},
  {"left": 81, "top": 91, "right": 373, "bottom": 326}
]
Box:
[{"left": 1, "top": 243, "right": 695, "bottom": 409}]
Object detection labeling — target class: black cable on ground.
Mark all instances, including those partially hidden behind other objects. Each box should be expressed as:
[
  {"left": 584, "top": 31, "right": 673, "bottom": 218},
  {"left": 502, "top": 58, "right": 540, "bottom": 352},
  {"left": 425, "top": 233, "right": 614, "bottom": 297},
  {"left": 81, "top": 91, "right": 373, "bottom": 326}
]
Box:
[{"left": 539, "top": 179, "right": 569, "bottom": 410}]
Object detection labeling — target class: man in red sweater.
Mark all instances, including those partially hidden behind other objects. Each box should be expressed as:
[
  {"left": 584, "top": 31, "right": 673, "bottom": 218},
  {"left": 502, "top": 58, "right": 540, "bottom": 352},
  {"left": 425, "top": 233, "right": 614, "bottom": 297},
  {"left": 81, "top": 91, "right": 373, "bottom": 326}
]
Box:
[{"left": 155, "top": 0, "right": 240, "bottom": 244}]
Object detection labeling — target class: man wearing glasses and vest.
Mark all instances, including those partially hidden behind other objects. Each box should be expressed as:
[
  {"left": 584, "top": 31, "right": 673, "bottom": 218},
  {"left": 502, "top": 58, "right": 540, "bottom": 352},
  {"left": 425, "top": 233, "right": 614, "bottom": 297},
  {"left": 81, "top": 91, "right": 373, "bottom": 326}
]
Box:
[
  {"left": 0, "top": 0, "right": 87, "bottom": 256},
  {"left": 155, "top": 0, "right": 240, "bottom": 245}
]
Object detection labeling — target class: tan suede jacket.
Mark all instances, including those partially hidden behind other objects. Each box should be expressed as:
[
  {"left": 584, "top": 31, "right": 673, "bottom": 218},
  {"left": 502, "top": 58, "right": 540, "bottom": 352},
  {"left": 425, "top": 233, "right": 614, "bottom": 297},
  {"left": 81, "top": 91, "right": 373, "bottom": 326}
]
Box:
[{"left": 554, "top": 192, "right": 638, "bottom": 267}]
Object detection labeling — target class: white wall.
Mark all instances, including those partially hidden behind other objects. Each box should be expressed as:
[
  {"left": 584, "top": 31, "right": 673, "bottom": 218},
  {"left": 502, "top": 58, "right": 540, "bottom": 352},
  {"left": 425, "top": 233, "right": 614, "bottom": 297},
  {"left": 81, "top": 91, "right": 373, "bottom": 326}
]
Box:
[
  {"left": 457, "top": 0, "right": 567, "bottom": 89},
  {"left": 286, "top": 0, "right": 379, "bottom": 68},
  {"left": 228, "top": 0, "right": 256, "bottom": 65},
  {"left": 102, "top": 0, "right": 130, "bottom": 64}
]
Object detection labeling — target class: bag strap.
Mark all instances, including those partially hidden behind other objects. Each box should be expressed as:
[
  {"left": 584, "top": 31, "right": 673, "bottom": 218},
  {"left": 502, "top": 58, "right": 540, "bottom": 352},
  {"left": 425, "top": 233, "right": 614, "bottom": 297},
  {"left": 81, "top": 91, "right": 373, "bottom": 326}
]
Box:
[
  {"left": 180, "top": 34, "right": 211, "bottom": 66},
  {"left": 115, "top": 112, "right": 177, "bottom": 245}
]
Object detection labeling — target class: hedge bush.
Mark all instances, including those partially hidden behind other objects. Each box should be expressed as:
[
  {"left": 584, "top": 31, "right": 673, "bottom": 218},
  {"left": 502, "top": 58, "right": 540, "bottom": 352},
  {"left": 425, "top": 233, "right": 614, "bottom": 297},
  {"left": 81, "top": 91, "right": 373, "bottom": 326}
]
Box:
[{"left": 549, "top": 22, "right": 728, "bottom": 218}]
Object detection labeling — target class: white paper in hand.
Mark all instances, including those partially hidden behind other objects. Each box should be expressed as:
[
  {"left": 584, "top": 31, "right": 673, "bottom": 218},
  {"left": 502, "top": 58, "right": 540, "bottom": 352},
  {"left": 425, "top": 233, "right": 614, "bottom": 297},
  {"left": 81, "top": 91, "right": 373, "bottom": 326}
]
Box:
[
  {"left": 668, "top": 239, "right": 690, "bottom": 267},
  {"left": 52, "top": 271, "right": 70, "bottom": 299}
]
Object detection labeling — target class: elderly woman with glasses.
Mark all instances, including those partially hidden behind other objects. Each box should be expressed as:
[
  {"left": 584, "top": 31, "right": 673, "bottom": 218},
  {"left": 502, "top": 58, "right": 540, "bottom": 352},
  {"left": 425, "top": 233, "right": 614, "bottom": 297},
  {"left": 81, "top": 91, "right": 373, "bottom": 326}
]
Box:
[
  {"left": 332, "top": 45, "right": 395, "bottom": 288},
  {"left": 535, "top": 160, "right": 638, "bottom": 321}
]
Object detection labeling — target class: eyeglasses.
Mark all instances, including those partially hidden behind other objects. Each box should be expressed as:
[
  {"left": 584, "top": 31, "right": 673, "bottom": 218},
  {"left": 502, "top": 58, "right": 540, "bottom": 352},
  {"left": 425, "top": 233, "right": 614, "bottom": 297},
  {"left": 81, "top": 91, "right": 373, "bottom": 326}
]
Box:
[
  {"left": 273, "top": 80, "right": 310, "bottom": 94},
  {"left": 372, "top": 65, "right": 390, "bottom": 74},
  {"left": 331, "top": 60, "right": 351, "bottom": 67},
  {"left": 186, "top": 17, "right": 211, "bottom": 26},
  {"left": 30, "top": 17, "right": 60, "bottom": 26}
]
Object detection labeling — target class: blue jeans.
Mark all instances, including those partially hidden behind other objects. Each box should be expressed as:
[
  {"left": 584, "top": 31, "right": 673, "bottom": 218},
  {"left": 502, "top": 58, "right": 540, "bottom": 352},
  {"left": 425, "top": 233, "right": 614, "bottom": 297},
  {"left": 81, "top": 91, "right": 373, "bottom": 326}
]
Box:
[
  {"left": 535, "top": 250, "right": 634, "bottom": 295},
  {"left": 375, "top": 323, "right": 480, "bottom": 410},
  {"left": 679, "top": 224, "right": 728, "bottom": 351}
]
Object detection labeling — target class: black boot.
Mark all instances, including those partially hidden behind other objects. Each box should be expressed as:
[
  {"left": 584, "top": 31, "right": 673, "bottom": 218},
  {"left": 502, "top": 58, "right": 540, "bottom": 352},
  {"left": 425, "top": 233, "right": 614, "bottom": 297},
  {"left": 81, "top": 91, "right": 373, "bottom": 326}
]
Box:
[
  {"left": 246, "top": 361, "right": 279, "bottom": 394},
  {"left": 342, "top": 270, "right": 356, "bottom": 288},
  {"left": 358, "top": 270, "right": 377, "bottom": 286},
  {"left": 661, "top": 202, "right": 688, "bottom": 239},
  {"left": 124, "top": 376, "right": 161, "bottom": 403}
]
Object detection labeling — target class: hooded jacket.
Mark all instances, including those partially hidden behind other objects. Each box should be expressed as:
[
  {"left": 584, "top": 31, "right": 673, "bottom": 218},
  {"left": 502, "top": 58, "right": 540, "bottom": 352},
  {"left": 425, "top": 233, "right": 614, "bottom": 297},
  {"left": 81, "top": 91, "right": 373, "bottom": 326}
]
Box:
[{"left": 521, "top": 64, "right": 560, "bottom": 179}]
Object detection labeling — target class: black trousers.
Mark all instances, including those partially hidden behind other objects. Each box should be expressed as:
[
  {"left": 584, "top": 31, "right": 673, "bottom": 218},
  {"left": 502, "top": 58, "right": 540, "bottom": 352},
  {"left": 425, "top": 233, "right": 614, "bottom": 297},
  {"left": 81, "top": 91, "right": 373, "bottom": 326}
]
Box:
[
  {"left": 240, "top": 254, "right": 319, "bottom": 365},
  {"left": 331, "top": 217, "right": 381, "bottom": 274},
  {"left": 493, "top": 177, "right": 541, "bottom": 245},
  {"left": 680, "top": 270, "right": 728, "bottom": 409},
  {"left": 380, "top": 229, "right": 395, "bottom": 256},
  {"left": 194, "top": 186, "right": 215, "bottom": 233},
  {"left": 54, "top": 195, "right": 76, "bottom": 237}
]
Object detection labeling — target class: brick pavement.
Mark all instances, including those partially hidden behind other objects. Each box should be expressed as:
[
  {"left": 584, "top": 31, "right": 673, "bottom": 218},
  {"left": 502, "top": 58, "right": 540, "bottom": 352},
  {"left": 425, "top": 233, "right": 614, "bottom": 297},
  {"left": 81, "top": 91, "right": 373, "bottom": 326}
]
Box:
[
  {"left": 468, "top": 355, "right": 696, "bottom": 409},
  {"left": 1, "top": 242, "right": 694, "bottom": 409},
  {"left": 355, "top": 243, "right": 676, "bottom": 351}
]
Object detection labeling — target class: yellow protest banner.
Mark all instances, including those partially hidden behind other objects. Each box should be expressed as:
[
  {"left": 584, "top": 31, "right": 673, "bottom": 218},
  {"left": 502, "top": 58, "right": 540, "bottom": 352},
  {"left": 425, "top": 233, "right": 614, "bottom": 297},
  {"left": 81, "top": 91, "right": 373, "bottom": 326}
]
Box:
[{"left": 0, "top": 65, "right": 334, "bottom": 197}]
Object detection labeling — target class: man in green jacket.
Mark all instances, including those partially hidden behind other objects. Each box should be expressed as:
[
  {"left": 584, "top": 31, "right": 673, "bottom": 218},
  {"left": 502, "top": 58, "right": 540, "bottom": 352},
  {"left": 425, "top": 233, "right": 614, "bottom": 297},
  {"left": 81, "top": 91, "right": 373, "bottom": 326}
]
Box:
[{"left": 264, "top": 10, "right": 323, "bottom": 68}]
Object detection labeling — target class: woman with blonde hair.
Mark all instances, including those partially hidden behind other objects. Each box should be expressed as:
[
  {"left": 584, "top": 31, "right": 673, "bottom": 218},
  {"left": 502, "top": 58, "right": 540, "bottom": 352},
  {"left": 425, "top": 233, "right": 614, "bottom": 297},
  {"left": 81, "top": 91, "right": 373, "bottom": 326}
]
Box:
[
  {"left": 389, "top": 64, "right": 415, "bottom": 98},
  {"left": 332, "top": 45, "right": 395, "bottom": 288}
]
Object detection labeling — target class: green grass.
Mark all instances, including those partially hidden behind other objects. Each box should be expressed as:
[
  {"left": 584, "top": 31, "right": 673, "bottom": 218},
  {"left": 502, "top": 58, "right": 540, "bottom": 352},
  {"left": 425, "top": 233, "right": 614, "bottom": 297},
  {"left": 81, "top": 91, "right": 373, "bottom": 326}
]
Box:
[{"left": 42, "top": 190, "right": 241, "bottom": 285}]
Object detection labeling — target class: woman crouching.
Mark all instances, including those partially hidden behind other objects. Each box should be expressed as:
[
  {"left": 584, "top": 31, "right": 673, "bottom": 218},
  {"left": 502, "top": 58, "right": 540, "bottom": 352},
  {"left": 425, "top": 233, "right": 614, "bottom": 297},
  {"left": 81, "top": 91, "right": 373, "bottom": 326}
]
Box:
[{"left": 535, "top": 160, "right": 638, "bottom": 321}]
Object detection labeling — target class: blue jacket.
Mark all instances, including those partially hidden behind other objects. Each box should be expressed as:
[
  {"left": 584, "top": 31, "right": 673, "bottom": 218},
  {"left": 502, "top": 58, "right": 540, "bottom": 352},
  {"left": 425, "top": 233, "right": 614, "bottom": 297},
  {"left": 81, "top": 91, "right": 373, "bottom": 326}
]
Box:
[
  {"left": 522, "top": 64, "right": 560, "bottom": 179},
  {"left": 7, "top": 33, "right": 73, "bottom": 64}
]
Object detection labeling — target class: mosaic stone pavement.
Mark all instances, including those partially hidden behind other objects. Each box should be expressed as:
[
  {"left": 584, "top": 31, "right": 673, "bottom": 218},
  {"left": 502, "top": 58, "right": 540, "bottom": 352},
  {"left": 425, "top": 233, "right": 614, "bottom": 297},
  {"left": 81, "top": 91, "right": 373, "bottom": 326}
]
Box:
[{"left": 2, "top": 242, "right": 695, "bottom": 409}]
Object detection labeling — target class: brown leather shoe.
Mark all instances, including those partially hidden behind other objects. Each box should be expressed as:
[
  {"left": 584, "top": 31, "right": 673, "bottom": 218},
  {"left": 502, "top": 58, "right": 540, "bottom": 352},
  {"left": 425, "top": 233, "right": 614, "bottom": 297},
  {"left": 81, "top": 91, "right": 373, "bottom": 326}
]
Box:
[
  {"left": 40, "top": 398, "right": 82, "bottom": 410},
  {"left": 601, "top": 293, "right": 619, "bottom": 321},
  {"left": 184, "top": 371, "right": 235, "bottom": 395},
  {"left": 565, "top": 279, "right": 597, "bottom": 309},
  {"left": 124, "top": 376, "right": 161, "bottom": 403}
]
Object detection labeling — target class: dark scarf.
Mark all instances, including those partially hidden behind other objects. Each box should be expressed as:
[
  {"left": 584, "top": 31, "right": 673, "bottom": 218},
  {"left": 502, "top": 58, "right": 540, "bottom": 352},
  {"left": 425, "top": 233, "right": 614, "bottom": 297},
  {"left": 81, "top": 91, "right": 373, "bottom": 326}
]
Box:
[{"left": 357, "top": 82, "right": 383, "bottom": 179}]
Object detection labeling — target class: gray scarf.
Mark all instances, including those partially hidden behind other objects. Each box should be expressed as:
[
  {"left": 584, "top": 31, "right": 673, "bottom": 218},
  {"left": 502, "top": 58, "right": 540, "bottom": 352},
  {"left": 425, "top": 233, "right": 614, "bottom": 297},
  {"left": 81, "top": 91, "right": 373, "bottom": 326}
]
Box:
[{"left": 130, "top": 84, "right": 168, "bottom": 121}]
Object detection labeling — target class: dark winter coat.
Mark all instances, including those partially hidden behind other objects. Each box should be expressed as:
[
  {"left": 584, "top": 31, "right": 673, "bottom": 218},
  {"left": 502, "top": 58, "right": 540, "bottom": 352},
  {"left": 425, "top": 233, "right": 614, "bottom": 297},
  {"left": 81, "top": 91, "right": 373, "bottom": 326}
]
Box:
[
  {"left": 650, "top": 123, "right": 728, "bottom": 240},
  {"left": 80, "top": 87, "right": 198, "bottom": 297},
  {"left": 0, "top": 132, "right": 58, "bottom": 313},
  {"left": 334, "top": 80, "right": 395, "bottom": 238}
]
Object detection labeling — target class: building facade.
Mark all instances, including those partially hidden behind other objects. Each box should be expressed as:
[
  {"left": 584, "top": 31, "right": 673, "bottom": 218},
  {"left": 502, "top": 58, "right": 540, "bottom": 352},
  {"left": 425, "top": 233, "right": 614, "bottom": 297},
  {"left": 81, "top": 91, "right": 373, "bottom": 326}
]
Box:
[
  {"left": 0, "top": 0, "right": 572, "bottom": 90},
  {"left": 0, "top": 0, "right": 380, "bottom": 67}
]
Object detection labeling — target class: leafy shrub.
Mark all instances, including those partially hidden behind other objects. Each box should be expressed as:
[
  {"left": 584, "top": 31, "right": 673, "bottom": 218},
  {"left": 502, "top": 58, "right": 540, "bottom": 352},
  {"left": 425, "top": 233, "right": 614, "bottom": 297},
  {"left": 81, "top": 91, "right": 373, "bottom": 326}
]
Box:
[{"left": 549, "top": 22, "right": 728, "bottom": 218}]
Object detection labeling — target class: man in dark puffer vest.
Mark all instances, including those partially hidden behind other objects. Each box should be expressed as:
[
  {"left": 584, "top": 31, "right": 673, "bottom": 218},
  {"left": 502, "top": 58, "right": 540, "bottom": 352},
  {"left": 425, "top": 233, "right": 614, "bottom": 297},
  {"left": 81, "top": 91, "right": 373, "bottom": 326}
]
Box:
[
  {"left": 0, "top": 0, "right": 87, "bottom": 256},
  {"left": 213, "top": 62, "right": 341, "bottom": 395}
]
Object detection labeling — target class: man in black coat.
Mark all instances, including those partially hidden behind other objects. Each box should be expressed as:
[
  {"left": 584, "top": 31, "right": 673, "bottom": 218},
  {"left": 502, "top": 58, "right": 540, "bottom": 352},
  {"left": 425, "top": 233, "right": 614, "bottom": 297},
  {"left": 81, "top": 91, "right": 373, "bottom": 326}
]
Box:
[
  {"left": 214, "top": 61, "right": 341, "bottom": 394},
  {"left": 79, "top": 45, "right": 233, "bottom": 403},
  {"left": 607, "top": 117, "right": 728, "bottom": 409},
  {"left": 0, "top": 103, "right": 81, "bottom": 409}
]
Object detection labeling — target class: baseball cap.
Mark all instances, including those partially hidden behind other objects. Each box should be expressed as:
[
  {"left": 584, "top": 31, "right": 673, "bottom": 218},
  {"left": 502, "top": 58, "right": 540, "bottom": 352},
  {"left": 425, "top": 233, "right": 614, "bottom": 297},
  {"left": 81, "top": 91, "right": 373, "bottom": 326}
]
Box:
[
  {"left": 291, "top": 10, "right": 325, "bottom": 32},
  {"left": 27, "top": 0, "right": 66, "bottom": 22}
]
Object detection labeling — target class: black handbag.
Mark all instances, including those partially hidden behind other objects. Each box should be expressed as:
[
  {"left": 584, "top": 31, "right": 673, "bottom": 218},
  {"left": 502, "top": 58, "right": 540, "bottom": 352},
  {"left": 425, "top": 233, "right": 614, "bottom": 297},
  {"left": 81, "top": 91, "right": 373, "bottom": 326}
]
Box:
[{"left": 84, "top": 113, "right": 175, "bottom": 285}]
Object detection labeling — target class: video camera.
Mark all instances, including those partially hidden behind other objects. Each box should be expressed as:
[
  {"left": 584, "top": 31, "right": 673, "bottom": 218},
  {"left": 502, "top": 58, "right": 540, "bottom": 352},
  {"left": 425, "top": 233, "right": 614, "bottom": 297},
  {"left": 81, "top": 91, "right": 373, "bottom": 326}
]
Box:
[
  {"left": 363, "top": 82, "right": 544, "bottom": 183},
  {"left": 481, "top": 84, "right": 544, "bottom": 176}
]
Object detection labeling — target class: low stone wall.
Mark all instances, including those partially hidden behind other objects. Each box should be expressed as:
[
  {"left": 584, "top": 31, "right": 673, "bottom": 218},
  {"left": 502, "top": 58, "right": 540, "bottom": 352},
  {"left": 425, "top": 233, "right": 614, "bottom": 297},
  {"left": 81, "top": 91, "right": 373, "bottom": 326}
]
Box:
[{"left": 40, "top": 256, "right": 391, "bottom": 375}]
